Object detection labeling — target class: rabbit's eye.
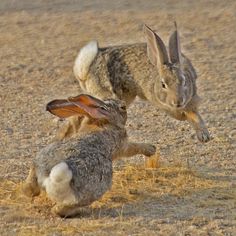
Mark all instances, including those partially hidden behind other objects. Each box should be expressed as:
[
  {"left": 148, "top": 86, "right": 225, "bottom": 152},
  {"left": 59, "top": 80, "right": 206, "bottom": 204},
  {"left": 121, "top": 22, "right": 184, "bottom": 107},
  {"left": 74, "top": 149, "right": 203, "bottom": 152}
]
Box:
[
  {"left": 161, "top": 78, "right": 167, "bottom": 89},
  {"left": 100, "top": 106, "right": 108, "bottom": 111},
  {"left": 161, "top": 81, "right": 167, "bottom": 89},
  {"left": 120, "top": 105, "right": 126, "bottom": 110}
]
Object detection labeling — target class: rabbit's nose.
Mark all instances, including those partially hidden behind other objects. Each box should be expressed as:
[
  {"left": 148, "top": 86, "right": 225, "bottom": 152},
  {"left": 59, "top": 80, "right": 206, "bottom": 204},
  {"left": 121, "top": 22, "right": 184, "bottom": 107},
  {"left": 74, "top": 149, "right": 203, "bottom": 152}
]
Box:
[
  {"left": 172, "top": 99, "right": 184, "bottom": 108},
  {"left": 176, "top": 102, "right": 182, "bottom": 108},
  {"left": 171, "top": 100, "right": 178, "bottom": 107}
]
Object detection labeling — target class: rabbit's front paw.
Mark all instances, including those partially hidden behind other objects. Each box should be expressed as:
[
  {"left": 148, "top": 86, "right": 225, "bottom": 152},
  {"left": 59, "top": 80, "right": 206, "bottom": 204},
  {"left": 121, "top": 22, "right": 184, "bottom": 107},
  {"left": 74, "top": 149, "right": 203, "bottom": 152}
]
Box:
[
  {"left": 144, "top": 144, "right": 157, "bottom": 156},
  {"left": 196, "top": 128, "right": 211, "bottom": 143}
]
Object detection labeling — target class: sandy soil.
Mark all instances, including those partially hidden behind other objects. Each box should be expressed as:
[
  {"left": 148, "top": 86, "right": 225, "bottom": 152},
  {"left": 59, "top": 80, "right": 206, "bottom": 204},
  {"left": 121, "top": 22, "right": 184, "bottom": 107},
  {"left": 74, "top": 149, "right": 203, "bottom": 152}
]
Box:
[{"left": 0, "top": 0, "right": 235, "bottom": 235}]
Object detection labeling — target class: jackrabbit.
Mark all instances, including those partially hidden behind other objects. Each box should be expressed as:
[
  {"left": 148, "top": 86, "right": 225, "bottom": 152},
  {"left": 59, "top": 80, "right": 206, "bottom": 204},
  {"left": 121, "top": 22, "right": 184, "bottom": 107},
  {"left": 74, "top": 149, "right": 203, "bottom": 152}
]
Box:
[
  {"left": 70, "top": 23, "right": 210, "bottom": 143},
  {"left": 22, "top": 94, "right": 156, "bottom": 217}
]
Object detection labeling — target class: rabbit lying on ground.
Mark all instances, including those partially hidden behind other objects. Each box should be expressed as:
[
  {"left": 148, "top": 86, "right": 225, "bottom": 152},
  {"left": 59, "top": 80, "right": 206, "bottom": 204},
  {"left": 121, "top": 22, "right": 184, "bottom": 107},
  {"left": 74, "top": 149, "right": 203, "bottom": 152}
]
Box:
[
  {"left": 65, "top": 23, "right": 210, "bottom": 143},
  {"left": 22, "top": 94, "right": 156, "bottom": 217}
]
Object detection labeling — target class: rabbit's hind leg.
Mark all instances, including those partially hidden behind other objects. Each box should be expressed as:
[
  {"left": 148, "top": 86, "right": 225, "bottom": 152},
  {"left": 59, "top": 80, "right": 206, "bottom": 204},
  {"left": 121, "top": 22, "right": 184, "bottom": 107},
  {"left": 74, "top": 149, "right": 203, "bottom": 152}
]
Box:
[
  {"left": 55, "top": 116, "right": 84, "bottom": 141},
  {"left": 22, "top": 165, "right": 40, "bottom": 197}
]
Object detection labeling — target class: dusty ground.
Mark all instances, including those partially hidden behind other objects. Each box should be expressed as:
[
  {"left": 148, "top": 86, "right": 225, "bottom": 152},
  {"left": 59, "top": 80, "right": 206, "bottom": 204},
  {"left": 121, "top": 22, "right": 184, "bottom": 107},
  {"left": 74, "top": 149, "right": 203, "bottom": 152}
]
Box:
[{"left": 0, "top": 0, "right": 235, "bottom": 235}]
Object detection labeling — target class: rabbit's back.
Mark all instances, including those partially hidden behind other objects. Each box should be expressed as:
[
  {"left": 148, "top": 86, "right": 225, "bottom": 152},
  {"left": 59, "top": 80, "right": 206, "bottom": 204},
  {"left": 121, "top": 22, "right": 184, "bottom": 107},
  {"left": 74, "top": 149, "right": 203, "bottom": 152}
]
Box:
[
  {"left": 98, "top": 44, "right": 196, "bottom": 103},
  {"left": 34, "top": 130, "right": 121, "bottom": 205},
  {"left": 102, "top": 43, "right": 158, "bottom": 97},
  {"left": 80, "top": 42, "right": 197, "bottom": 107},
  {"left": 85, "top": 43, "right": 158, "bottom": 104}
]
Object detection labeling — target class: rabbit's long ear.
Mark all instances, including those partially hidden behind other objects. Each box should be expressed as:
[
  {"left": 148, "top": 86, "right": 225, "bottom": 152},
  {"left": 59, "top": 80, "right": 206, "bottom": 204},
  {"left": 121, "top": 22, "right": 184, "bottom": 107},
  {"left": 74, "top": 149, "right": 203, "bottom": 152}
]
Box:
[
  {"left": 46, "top": 94, "right": 110, "bottom": 120},
  {"left": 168, "top": 22, "right": 182, "bottom": 65},
  {"left": 46, "top": 99, "right": 87, "bottom": 118},
  {"left": 144, "top": 24, "right": 169, "bottom": 67}
]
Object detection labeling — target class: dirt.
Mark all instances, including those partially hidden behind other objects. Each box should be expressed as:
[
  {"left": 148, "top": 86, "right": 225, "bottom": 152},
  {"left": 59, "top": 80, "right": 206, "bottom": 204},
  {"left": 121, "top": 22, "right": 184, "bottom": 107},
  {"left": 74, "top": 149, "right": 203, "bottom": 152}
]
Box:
[{"left": 0, "top": 0, "right": 235, "bottom": 235}]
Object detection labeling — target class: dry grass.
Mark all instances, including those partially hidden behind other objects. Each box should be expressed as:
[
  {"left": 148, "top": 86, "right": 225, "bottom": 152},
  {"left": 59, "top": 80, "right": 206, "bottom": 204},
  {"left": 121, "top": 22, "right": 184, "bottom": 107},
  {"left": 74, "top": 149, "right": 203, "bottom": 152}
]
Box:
[
  {"left": 0, "top": 161, "right": 232, "bottom": 235},
  {"left": 98, "top": 165, "right": 214, "bottom": 207}
]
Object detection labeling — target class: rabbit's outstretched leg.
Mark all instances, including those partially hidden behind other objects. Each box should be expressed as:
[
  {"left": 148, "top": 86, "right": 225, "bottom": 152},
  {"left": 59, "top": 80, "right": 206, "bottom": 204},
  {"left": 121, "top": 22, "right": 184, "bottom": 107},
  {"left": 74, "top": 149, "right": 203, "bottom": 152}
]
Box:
[
  {"left": 185, "top": 111, "right": 210, "bottom": 143},
  {"left": 115, "top": 142, "right": 156, "bottom": 160},
  {"left": 22, "top": 165, "right": 40, "bottom": 197}
]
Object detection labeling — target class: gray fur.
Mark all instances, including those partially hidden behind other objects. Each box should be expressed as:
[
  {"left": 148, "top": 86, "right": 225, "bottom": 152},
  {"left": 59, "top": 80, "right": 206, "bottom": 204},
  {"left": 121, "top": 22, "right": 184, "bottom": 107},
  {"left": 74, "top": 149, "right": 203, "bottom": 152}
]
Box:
[
  {"left": 35, "top": 129, "right": 121, "bottom": 206},
  {"left": 22, "top": 97, "right": 156, "bottom": 217}
]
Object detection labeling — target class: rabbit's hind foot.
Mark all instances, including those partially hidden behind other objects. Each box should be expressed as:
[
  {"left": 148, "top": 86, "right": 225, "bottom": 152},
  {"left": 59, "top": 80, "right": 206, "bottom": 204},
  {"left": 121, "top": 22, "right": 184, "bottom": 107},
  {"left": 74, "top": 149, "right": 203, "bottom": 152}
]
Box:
[{"left": 51, "top": 203, "right": 82, "bottom": 217}]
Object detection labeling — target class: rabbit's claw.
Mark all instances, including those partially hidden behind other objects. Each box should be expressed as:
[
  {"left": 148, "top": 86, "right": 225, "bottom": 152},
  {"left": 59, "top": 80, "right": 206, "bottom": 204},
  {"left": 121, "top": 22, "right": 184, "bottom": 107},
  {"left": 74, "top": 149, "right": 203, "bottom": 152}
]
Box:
[
  {"left": 197, "top": 128, "right": 211, "bottom": 143},
  {"left": 144, "top": 144, "right": 157, "bottom": 157}
]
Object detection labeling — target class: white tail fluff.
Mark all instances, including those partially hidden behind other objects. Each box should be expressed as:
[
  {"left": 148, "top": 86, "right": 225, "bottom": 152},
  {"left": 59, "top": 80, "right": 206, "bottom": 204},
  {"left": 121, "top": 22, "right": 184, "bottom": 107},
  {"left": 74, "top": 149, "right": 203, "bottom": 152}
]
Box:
[
  {"left": 49, "top": 162, "right": 72, "bottom": 183},
  {"left": 43, "top": 162, "right": 77, "bottom": 205},
  {"left": 73, "top": 40, "right": 98, "bottom": 80}
]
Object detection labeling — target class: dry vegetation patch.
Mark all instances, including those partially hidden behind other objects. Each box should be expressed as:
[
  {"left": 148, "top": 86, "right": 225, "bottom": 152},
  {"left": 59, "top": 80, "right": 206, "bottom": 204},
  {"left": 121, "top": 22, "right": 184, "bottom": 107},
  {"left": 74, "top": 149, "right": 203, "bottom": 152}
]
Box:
[{"left": 0, "top": 162, "right": 232, "bottom": 235}]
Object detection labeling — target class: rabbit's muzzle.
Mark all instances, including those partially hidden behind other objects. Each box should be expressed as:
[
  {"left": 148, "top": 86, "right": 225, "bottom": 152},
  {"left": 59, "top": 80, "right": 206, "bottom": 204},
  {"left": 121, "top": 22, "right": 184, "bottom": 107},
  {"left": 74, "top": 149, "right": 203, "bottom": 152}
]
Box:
[
  {"left": 171, "top": 95, "right": 186, "bottom": 108},
  {"left": 159, "top": 85, "right": 188, "bottom": 110}
]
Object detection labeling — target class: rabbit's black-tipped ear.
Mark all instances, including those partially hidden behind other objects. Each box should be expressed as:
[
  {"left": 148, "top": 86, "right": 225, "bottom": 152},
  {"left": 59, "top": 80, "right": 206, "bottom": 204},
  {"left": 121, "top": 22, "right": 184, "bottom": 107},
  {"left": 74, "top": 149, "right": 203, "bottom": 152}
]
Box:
[
  {"left": 143, "top": 24, "right": 169, "bottom": 67},
  {"left": 169, "top": 22, "right": 182, "bottom": 65},
  {"left": 46, "top": 94, "right": 110, "bottom": 120}
]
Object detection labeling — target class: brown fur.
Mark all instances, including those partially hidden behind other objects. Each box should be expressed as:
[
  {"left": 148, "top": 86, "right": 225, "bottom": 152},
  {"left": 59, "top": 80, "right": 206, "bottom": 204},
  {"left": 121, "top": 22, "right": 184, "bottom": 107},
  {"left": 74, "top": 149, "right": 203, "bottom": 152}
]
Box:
[{"left": 67, "top": 24, "right": 210, "bottom": 142}]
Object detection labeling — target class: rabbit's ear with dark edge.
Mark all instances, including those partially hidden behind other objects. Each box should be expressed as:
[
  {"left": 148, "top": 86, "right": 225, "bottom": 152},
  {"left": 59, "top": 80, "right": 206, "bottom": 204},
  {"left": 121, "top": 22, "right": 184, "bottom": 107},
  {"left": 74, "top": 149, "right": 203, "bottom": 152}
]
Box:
[
  {"left": 46, "top": 94, "right": 110, "bottom": 120},
  {"left": 168, "top": 22, "right": 182, "bottom": 65},
  {"left": 143, "top": 24, "right": 169, "bottom": 67},
  {"left": 46, "top": 98, "right": 86, "bottom": 118}
]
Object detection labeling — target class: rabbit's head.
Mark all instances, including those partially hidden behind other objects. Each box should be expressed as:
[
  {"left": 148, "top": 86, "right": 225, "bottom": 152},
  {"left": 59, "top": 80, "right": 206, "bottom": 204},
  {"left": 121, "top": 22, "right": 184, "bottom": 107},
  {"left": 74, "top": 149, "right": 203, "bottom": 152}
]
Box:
[
  {"left": 46, "top": 94, "right": 127, "bottom": 128},
  {"left": 144, "top": 23, "right": 195, "bottom": 109}
]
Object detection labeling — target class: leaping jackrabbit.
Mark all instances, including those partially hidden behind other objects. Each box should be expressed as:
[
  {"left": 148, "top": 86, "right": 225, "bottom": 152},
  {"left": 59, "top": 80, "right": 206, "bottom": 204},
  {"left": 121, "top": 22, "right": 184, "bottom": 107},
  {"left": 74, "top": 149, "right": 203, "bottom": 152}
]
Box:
[{"left": 70, "top": 23, "right": 210, "bottom": 143}]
